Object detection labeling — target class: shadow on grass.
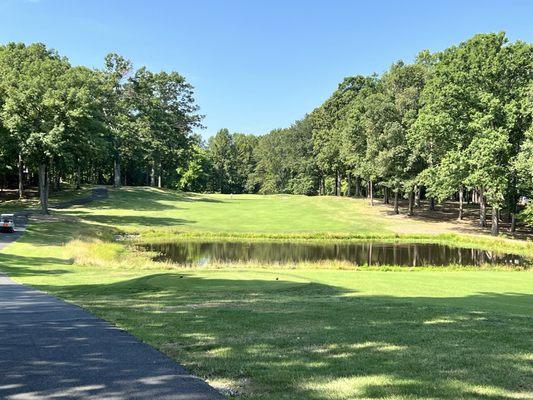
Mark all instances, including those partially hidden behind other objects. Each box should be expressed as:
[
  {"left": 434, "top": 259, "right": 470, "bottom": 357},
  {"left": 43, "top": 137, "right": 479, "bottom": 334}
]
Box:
[
  {"left": 10, "top": 218, "right": 116, "bottom": 247},
  {"left": 0, "top": 253, "right": 72, "bottom": 277},
  {"left": 90, "top": 187, "right": 225, "bottom": 212},
  {"left": 28, "top": 272, "right": 533, "bottom": 400},
  {"left": 62, "top": 211, "right": 197, "bottom": 228},
  {"left": 381, "top": 199, "right": 533, "bottom": 238}
]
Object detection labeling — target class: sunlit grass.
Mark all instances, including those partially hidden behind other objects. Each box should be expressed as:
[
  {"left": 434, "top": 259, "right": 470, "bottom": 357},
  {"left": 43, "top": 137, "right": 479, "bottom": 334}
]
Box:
[{"left": 0, "top": 187, "right": 532, "bottom": 399}]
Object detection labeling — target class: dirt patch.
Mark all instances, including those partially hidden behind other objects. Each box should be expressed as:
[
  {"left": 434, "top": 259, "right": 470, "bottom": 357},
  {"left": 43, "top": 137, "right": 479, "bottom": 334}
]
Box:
[{"left": 370, "top": 199, "right": 532, "bottom": 238}]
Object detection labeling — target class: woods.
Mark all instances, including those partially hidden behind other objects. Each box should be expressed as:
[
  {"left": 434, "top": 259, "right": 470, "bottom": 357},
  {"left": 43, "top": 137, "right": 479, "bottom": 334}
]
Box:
[
  {"left": 189, "top": 33, "right": 533, "bottom": 234},
  {"left": 0, "top": 43, "right": 201, "bottom": 213},
  {"left": 0, "top": 33, "right": 532, "bottom": 234}
]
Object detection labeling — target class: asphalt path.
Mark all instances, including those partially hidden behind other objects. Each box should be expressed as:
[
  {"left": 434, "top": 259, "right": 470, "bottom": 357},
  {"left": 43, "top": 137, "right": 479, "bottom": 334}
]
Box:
[{"left": 0, "top": 188, "right": 224, "bottom": 399}]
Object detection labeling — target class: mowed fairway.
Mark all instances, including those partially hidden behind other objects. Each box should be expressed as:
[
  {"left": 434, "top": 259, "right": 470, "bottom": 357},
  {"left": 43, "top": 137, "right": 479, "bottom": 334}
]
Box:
[
  {"left": 60, "top": 187, "right": 409, "bottom": 234},
  {"left": 1, "top": 187, "right": 532, "bottom": 399}
]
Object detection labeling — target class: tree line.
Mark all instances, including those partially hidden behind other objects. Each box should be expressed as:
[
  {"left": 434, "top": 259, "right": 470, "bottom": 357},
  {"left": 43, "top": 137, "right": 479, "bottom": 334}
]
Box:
[
  {"left": 0, "top": 42, "right": 202, "bottom": 213},
  {"left": 183, "top": 33, "right": 532, "bottom": 235},
  {"left": 1, "top": 34, "right": 531, "bottom": 235}
]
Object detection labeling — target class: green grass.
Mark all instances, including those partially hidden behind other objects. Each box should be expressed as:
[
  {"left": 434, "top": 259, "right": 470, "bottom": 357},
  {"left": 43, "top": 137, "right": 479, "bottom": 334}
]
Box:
[
  {"left": 58, "top": 187, "right": 533, "bottom": 257},
  {"left": 0, "top": 185, "right": 92, "bottom": 213},
  {"left": 1, "top": 186, "right": 532, "bottom": 399},
  {"left": 60, "top": 186, "right": 392, "bottom": 234}
]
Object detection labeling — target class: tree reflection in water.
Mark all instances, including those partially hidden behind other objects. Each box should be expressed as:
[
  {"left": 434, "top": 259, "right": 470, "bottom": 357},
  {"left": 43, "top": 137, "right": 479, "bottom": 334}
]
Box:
[{"left": 145, "top": 241, "right": 530, "bottom": 267}]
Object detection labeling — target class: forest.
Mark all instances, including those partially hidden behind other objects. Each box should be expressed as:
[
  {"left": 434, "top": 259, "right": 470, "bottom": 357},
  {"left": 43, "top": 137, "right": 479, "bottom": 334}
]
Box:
[{"left": 0, "top": 33, "right": 532, "bottom": 235}]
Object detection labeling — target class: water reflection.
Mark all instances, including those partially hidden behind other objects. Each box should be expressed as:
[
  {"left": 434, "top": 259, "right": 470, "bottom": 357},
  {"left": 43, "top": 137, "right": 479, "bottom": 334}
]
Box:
[{"left": 144, "top": 241, "right": 531, "bottom": 267}]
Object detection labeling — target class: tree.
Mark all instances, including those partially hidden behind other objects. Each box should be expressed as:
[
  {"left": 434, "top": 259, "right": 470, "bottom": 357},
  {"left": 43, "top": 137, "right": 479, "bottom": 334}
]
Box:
[
  {"left": 411, "top": 33, "right": 532, "bottom": 233},
  {"left": 310, "top": 77, "right": 367, "bottom": 195},
  {"left": 208, "top": 129, "right": 239, "bottom": 193},
  {"left": 234, "top": 133, "right": 259, "bottom": 193},
  {"left": 102, "top": 53, "right": 133, "bottom": 188},
  {"left": 0, "top": 43, "right": 70, "bottom": 213},
  {"left": 128, "top": 67, "right": 201, "bottom": 188},
  {"left": 176, "top": 139, "right": 213, "bottom": 192}
]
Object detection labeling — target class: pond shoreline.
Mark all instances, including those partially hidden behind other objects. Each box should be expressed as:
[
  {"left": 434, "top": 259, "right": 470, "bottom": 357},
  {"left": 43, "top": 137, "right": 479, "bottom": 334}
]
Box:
[{"left": 130, "top": 231, "right": 533, "bottom": 260}]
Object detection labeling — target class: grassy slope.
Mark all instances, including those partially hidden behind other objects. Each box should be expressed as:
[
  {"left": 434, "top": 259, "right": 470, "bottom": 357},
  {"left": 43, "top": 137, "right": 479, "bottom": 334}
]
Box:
[
  {"left": 1, "top": 187, "right": 532, "bottom": 399},
  {"left": 60, "top": 187, "right": 391, "bottom": 233},
  {"left": 0, "top": 186, "right": 92, "bottom": 213},
  {"left": 61, "top": 187, "right": 533, "bottom": 256}
]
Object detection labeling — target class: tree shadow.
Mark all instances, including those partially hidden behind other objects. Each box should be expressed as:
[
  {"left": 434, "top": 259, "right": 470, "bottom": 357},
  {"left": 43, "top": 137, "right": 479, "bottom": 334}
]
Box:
[
  {"left": 379, "top": 199, "right": 533, "bottom": 238},
  {"left": 26, "top": 272, "right": 533, "bottom": 400},
  {"left": 87, "top": 187, "right": 225, "bottom": 212},
  {"left": 62, "top": 210, "right": 197, "bottom": 228},
  {"left": 0, "top": 275, "right": 224, "bottom": 400},
  {"left": 0, "top": 253, "right": 72, "bottom": 277}
]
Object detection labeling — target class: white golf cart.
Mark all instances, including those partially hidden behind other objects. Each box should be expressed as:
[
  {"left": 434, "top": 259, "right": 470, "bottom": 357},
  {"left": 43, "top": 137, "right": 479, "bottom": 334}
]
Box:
[{"left": 1, "top": 214, "right": 15, "bottom": 233}]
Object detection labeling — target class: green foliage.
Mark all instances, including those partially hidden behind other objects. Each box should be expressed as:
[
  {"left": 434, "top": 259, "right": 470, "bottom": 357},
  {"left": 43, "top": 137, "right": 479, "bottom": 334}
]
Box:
[
  {"left": 176, "top": 142, "right": 213, "bottom": 192},
  {"left": 208, "top": 128, "right": 240, "bottom": 193},
  {"left": 520, "top": 202, "right": 533, "bottom": 228},
  {"left": 413, "top": 33, "right": 532, "bottom": 212},
  {"left": 250, "top": 118, "right": 317, "bottom": 195},
  {"left": 0, "top": 42, "right": 201, "bottom": 207},
  {"left": 0, "top": 33, "right": 531, "bottom": 234}
]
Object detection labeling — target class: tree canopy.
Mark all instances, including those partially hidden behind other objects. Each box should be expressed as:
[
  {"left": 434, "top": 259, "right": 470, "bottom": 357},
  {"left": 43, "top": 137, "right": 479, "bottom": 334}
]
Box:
[{"left": 0, "top": 33, "right": 531, "bottom": 235}]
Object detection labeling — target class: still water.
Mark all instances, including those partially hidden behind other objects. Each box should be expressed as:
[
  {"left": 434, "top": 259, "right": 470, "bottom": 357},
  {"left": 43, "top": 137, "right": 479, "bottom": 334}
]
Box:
[{"left": 145, "top": 241, "right": 530, "bottom": 267}]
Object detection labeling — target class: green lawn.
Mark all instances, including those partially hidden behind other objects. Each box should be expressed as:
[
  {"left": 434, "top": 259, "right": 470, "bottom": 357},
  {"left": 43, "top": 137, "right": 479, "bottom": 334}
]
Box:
[
  {"left": 60, "top": 186, "right": 393, "bottom": 234},
  {"left": 1, "top": 187, "right": 532, "bottom": 399}
]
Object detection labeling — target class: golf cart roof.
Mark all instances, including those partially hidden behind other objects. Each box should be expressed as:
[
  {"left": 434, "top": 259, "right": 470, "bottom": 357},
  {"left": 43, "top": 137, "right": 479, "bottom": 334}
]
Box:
[{"left": 1, "top": 214, "right": 14, "bottom": 217}]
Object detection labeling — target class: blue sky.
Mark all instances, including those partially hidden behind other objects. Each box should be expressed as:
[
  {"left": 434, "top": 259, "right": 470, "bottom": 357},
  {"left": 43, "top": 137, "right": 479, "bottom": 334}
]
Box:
[{"left": 0, "top": 0, "right": 532, "bottom": 138}]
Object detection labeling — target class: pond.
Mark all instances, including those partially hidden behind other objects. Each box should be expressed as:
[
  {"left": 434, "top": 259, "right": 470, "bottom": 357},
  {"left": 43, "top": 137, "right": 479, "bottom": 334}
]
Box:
[{"left": 144, "top": 240, "right": 531, "bottom": 267}]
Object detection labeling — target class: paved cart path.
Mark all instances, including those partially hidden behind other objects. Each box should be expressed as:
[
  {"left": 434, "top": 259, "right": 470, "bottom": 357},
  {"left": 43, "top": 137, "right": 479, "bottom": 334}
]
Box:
[
  {"left": 0, "top": 187, "right": 108, "bottom": 251},
  {"left": 0, "top": 189, "right": 224, "bottom": 400}
]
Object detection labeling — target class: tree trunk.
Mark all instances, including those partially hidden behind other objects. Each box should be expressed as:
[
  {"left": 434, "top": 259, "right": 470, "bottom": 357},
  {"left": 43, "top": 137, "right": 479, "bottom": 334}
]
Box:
[
  {"left": 355, "top": 176, "right": 360, "bottom": 197},
  {"left": 18, "top": 153, "right": 24, "bottom": 199},
  {"left": 408, "top": 187, "right": 414, "bottom": 216},
  {"left": 394, "top": 190, "right": 399, "bottom": 214},
  {"left": 158, "top": 161, "right": 162, "bottom": 188},
  {"left": 479, "top": 188, "right": 486, "bottom": 227},
  {"left": 38, "top": 163, "right": 49, "bottom": 215},
  {"left": 335, "top": 172, "right": 340, "bottom": 196},
  {"left": 491, "top": 206, "right": 499, "bottom": 236},
  {"left": 383, "top": 187, "right": 389, "bottom": 204},
  {"left": 113, "top": 156, "right": 121, "bottom": 188},
  {"left": 150, "top": 162, "right": 156, "bottom": 187},
  {"left": 75, "top": 161, "right": 81, "bottom": 190},
  {"left": 369, "top": 179, "right": 374, "bottom": 206},
  {"left": 346, "top": 172, "right": 351, "bottom": 197},
  {"left": 414, "top": 185, "right": 421, "bottom": 208},
  {"left": 507, "top": 187, "right": 518, "bottom": 223},
  {"left": 429, "top": 197, "right": 435, "bottom": 211},
  {"left": 458, "top": 184, "right": 464, "bottom": 220},
  {"left": 510, "top": 214, "right": 516, "bottom": 233}
]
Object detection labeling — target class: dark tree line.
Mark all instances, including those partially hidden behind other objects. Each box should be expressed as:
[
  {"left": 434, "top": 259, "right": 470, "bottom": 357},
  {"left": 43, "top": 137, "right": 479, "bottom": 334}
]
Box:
[
  {"left": 182, "top": 33, "right": 532, "bottom": 234},
  {"left": 0, "top": 43, "right": 202, "bottom": 213}
]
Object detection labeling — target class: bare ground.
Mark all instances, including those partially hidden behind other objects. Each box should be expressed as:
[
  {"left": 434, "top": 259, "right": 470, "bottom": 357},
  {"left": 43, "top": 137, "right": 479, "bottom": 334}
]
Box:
[{"left": 366, "top": 198, "right": 532, "bottom": 239}]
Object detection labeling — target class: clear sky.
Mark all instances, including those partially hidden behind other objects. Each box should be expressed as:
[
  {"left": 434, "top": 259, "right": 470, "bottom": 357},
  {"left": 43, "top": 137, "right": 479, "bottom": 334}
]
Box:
[{"left": 0, "top": 0, "right": 532, "bottom": 138}]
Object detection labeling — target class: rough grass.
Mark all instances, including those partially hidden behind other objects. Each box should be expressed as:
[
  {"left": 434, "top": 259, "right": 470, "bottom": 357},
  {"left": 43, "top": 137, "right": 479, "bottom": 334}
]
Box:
[{"left": 1, "top": 186, "right": 532, "bottom": 399}]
